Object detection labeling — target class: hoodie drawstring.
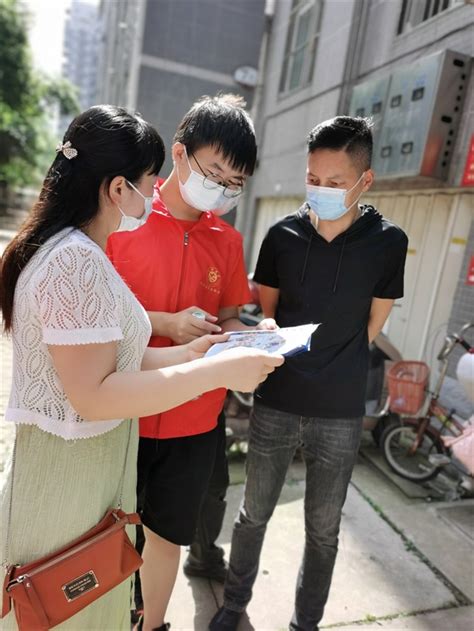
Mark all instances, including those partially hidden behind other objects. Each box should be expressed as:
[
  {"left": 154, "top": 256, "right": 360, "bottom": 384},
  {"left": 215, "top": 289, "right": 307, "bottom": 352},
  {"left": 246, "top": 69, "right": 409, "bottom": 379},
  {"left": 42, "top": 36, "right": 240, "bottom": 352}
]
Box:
[
  {"left": 300, "top": 232, "right": 313, "bottom": 285},
  {"left": 333, "top": 234, "right": 347, "bottom": 293},
  {"left": 297, "top": 204, "right": 377, "bottom": 292},
  {"left": 300, "top": 231, "right": 346, "bottom": 291}
]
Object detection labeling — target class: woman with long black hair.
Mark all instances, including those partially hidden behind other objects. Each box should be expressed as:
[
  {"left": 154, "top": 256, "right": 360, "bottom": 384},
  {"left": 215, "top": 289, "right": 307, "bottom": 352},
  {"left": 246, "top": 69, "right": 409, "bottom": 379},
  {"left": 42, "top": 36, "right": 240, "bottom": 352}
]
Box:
[{"left": 0, "top": 105, "right": 282, "bottom": 630}]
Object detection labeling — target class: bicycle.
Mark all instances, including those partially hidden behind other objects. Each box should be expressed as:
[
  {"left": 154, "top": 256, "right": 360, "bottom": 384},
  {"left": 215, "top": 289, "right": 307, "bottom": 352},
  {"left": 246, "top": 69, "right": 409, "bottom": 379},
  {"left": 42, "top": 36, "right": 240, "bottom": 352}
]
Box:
[{"left": 381, "top": 323, "right": 473, "bottom": 483}]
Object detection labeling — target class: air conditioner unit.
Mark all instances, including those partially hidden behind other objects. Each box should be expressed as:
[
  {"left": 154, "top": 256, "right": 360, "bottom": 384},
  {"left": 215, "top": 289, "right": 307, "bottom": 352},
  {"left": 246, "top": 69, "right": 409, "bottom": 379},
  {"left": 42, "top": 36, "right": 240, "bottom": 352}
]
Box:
[{"left": 349, "top": 50, "right": 471, "bottom": 179}]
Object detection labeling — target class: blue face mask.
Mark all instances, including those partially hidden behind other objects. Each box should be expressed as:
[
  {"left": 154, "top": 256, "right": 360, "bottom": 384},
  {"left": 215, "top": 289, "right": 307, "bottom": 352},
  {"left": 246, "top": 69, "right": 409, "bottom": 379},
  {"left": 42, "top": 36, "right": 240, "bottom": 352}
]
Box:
[{"left": 306, "top": 172, "right": 365, "bottom": 221}]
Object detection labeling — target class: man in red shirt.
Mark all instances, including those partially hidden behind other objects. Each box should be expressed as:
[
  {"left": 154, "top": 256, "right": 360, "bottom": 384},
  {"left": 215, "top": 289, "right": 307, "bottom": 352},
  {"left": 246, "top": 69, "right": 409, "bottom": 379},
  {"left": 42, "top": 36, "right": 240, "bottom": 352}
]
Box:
[{"left": 107, "top": 94, "right": 275, "bottom": 631}]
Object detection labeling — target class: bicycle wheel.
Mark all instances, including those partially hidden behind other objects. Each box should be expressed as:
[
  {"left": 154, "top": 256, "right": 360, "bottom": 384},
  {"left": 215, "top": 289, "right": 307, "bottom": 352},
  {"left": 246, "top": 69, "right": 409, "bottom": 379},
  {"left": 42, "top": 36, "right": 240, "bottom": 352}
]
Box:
[
  {"left": 371, "top": 412, "right": 400, "bottom": 447},
  {"left": 381, "top": 423, "right": 443, "bottom": 482}
]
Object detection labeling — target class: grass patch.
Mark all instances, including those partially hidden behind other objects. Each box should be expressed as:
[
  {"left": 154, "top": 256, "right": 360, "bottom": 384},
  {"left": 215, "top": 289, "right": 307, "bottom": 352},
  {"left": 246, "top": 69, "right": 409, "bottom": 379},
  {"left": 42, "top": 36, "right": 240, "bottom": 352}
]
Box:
[{"left": 321, "top": 602, "right": 463, "bottom": 628}]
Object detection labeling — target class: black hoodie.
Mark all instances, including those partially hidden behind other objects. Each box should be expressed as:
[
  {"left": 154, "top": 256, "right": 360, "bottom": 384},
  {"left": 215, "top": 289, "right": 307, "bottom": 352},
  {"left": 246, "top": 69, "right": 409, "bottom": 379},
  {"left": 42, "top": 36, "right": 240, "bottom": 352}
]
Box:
[{"left": 253, "top": 204, "right": 408, "bottom": 418}]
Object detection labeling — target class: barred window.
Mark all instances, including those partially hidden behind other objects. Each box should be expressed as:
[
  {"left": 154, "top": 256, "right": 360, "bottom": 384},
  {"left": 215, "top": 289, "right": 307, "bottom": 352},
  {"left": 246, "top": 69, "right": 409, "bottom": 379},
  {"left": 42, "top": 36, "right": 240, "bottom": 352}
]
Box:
[{"left": 397, "top": 0, "right": 457, "bottom": 35}]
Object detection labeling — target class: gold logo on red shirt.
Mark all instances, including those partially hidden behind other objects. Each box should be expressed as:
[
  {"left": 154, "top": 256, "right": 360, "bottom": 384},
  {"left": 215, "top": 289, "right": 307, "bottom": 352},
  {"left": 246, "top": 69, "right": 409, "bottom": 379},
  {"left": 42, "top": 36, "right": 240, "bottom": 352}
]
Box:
[{"left": 208, "top": 267, "right": 221, "bottom": 284}]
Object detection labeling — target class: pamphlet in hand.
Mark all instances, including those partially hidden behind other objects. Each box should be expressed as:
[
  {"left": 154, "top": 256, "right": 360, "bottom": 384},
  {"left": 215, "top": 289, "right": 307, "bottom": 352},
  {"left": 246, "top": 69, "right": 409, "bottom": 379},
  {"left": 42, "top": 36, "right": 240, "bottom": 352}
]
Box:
[{"left": 205, "top": 323, "right": 320, "bottom": 358}]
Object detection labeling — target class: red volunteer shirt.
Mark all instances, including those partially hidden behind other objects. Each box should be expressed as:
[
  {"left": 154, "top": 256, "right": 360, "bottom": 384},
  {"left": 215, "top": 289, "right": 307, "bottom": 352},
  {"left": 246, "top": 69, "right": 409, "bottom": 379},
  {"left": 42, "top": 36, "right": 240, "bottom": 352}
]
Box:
[{"left": 106, "top": 190, "right": 251, "bottom": 439}]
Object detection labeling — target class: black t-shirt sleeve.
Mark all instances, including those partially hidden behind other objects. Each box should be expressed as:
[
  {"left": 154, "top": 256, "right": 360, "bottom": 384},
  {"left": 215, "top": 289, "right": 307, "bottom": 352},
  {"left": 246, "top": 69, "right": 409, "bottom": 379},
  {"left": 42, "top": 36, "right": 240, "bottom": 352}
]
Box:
[
  {"left": 254, "top": 228, "right": 279, "bottom": 288},
  {"left": 373, "top": 229, "right": 408, "bottom": 299}
]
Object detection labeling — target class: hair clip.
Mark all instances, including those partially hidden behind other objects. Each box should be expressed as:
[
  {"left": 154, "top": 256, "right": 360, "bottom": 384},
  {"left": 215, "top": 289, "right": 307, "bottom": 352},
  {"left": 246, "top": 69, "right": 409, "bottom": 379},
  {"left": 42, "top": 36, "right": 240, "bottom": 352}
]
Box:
[{"left": 56, "top": 140, "right": 78, "bottom": 160}]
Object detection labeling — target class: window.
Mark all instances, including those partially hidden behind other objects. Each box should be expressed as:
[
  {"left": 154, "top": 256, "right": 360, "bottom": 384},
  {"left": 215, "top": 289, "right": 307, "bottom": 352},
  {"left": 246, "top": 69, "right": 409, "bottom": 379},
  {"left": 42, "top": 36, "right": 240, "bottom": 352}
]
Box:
[
  {"left": 390, "top": 95, "right": 402, "bottom": 108},
  {"left": 397, "top": 0, "right": 456, "bottom": 35},
  {"left": 279, "top": 0, "right": 322, "bottom": 95}
]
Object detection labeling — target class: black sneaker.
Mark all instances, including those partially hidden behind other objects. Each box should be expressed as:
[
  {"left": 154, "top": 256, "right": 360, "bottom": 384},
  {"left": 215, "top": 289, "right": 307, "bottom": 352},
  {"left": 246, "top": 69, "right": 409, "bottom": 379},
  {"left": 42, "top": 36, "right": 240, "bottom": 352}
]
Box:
[
  {"left": 131, "top": 606, "right": 143, "bottom": 625},
  {"left": 183, "top": 557, "right": 228, "bottom": 583},
  {"left": 208, "top": 607, "right": 242, "bottom": 631},
  {"left": 132, "top": 615, "right": 170, "bottom": 631}
]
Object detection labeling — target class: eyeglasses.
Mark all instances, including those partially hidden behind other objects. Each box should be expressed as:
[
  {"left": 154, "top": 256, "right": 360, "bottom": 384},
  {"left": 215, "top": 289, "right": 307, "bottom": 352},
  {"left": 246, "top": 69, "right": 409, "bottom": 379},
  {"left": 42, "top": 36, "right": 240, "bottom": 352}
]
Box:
[{"left": 191, "top": 154, "right": 244, "bottom": 198}]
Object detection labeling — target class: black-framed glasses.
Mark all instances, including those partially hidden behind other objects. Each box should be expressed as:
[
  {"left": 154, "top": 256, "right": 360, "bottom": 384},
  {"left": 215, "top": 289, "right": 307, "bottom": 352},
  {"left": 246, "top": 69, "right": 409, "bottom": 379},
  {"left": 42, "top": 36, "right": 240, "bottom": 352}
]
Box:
[{"left": 191, "top": 154, "right": 244, "bottom": 198}]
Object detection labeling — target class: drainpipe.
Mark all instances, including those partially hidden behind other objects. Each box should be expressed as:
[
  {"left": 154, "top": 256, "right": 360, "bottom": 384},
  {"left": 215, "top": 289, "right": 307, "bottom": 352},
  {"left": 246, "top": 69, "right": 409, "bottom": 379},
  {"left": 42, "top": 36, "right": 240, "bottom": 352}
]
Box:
[
  {"left": 237, "top": 0, "right": 275, "bottom": 264},
  {"left": 127, "top": 0, "right": 147, "bottom": 109},
  {"left": 336, "top": 0, "right": 371, "bottom": 115}
]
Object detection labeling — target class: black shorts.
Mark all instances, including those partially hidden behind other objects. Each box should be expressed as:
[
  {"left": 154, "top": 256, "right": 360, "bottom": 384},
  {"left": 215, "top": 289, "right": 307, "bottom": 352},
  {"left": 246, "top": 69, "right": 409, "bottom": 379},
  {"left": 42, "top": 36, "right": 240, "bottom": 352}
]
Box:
[{"left": 137, "top": 426, "right": 218, "bottom": 545}]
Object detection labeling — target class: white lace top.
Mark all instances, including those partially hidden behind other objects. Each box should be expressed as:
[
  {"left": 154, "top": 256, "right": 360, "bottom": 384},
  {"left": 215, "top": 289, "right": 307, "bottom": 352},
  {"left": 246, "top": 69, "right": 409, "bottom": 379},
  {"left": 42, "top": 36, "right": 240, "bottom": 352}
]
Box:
[{"left": 5, "top": 228, "right": 151, "bottom": 440}]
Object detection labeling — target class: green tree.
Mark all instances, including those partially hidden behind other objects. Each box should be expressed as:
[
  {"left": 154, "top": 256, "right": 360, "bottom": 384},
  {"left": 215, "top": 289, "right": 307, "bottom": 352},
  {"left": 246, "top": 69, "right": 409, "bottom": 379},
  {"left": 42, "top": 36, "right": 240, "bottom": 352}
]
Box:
[{"left": 0, "top": 0, "right": 80, "bottom": 190}]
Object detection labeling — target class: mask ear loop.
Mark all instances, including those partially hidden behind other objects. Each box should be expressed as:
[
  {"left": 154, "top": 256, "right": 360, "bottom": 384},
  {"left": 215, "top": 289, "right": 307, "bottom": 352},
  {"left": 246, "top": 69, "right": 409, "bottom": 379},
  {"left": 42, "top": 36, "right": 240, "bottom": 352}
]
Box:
[
  {"left": 345, "top": 171, "right": 366, "bottom": 195},
  {"left": 176, "top": 146, "right": 193, "bottom": 186},
  {"left": 344, "top": 172, "right": 366, "bottom": 212},
  {"left": 125, "top": 179, "right": 145, "bottom": 201}
]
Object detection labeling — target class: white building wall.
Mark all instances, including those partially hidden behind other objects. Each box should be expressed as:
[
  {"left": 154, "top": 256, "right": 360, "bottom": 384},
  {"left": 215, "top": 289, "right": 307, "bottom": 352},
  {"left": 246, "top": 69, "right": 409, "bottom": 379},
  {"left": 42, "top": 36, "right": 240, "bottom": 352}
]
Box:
[{"left": 241, "top": 0, "right": 473, "bottom": 365}]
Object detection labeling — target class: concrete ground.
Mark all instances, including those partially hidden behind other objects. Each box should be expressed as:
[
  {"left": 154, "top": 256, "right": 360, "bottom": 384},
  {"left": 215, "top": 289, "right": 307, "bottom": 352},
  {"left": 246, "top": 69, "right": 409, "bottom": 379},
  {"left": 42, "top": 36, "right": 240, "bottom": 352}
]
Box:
[
  {"left": 164, "top": 450, "right": 473, "bottom": 630},
  {"left": 0, "top": 227, "right": 473, "bottom": 630}
]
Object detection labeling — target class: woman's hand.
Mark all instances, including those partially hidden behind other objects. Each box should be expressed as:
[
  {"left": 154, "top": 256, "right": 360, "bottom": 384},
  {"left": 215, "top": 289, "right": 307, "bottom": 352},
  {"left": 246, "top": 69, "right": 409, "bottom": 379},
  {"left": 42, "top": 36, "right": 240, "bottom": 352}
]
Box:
[
  {"left": 186, "top": 333, "right": 230, "bottom": 361},
  {"left": 210, "top": 347, "right": 285, "bottom": 392}
]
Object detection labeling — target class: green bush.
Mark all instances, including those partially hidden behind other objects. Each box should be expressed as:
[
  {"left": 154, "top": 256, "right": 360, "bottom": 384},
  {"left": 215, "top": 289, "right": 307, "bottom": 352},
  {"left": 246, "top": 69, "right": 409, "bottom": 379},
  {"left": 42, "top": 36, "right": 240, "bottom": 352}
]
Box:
[{"left": 0, "top": 0, "right": 79, "bottom": 189}]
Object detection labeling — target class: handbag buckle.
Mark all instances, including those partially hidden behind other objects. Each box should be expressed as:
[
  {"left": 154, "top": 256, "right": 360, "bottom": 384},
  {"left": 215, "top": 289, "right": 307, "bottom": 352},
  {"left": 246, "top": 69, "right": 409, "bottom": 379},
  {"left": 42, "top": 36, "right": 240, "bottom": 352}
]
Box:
[{"left": 6, "top": 574, "right": 26, "bottom": 592}]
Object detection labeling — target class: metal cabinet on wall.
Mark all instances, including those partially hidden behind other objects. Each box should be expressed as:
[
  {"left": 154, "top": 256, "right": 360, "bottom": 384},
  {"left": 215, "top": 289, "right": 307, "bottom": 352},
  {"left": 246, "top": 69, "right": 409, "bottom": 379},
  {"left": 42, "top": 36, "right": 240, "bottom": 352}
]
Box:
[
  {"left": 349, "top": 50, "right": 471, "bottom": 180},
  {"left": 349, "top": 75, "right": 391, "bottom": 169}
]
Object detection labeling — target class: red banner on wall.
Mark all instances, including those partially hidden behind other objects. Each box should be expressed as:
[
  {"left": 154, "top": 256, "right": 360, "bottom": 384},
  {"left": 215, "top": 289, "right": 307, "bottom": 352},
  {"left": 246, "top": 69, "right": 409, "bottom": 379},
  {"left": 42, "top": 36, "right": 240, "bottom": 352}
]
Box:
[
  {"left": 462, "top": 134, "right": 474, "bottom": 187},
  {"left": 466, "top": 255, "right": 474, "bottom": 286}
]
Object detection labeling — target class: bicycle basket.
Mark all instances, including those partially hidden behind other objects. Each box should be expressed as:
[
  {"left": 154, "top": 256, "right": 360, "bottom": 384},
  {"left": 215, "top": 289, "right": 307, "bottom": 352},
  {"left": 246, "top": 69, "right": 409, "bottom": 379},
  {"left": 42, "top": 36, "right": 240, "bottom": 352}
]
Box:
[{"left": 387, "top": 361, "right": 429, "bottom": 415}]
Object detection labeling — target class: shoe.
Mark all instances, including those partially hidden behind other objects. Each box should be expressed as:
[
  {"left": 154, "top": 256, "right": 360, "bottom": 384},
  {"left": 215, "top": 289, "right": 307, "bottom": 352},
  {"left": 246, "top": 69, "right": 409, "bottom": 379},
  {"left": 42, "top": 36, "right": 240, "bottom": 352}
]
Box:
[
  {"left": 208, "top": 607, "right": 242, "bottom": 630},
  {"left": 131, "top": 606, "right": 143, "bottom": 625},
  {"left": 183, "top": 556, "right": 228, "bottom": 583},
  {"left": 132, "top": 614, "right": 170, "bottom": 631}
]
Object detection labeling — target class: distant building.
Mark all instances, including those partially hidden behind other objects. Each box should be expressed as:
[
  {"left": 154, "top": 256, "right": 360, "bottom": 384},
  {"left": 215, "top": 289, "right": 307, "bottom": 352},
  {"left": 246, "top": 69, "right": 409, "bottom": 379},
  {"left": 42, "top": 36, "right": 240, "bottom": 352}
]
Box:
[
  {"left": 97, "top": 0, "right": 266, "bottom": 175},
  {"left": 61, "top": 0, "right": 100, "bottom": 130}
]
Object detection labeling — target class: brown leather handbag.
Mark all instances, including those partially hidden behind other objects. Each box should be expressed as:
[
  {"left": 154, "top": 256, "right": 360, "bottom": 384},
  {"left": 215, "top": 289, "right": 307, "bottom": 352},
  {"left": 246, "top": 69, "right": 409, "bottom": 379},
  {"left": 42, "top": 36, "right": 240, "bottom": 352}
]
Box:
[
  {"left": 1, "top": 426, "right": 142, "bottom": 630},
  {"left": 2, "top": 508, "right": 142, "bottom": 630}
]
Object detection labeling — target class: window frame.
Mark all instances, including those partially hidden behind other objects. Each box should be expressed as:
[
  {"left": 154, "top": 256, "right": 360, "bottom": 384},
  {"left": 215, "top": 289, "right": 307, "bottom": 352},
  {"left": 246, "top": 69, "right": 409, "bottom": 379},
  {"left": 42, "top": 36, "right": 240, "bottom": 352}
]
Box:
[{"left": 278, "top": 0, "right": 323, "bottom": 96}]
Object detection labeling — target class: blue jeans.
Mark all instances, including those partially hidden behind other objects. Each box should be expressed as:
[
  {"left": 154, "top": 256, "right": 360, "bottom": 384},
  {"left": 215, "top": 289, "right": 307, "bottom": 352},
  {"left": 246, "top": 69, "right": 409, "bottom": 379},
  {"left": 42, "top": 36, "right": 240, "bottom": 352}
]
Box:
[{"left": 223, "top": 402, "right": 363, "bottom": 631}]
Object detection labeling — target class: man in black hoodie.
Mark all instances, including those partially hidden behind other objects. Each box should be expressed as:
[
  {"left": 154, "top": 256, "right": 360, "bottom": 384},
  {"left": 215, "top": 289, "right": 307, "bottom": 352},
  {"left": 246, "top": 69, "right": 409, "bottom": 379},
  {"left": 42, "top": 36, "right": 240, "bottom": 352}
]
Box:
[{"left": 209, "top": 117, "right": 408, "bottom": 631}]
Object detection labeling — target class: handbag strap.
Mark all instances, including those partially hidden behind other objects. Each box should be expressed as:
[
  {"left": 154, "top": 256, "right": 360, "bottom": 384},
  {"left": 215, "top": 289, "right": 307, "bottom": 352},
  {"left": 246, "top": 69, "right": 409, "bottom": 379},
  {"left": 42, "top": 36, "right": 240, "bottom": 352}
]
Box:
[
  {"left": 116, "top": 421, "right": 133, "bottom": 509},
  {"left": 2, "top": 434, "right": 17, "bottom": 571},
  {"left": 2, "top": 420, "right": 133, "bottom": 569}
]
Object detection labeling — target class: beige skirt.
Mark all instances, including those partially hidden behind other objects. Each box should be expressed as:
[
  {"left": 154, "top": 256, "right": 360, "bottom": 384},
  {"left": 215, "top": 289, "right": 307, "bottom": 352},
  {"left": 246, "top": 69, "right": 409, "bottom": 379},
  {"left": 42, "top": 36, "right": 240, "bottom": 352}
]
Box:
[{"left": 0, "top": 420, "right": 138, "bottom": 630}]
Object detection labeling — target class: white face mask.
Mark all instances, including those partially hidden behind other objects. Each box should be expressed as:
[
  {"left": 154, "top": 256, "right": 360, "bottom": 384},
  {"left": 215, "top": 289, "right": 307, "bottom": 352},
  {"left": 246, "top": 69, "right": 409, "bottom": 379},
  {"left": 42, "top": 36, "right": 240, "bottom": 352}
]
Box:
[
  {"left": 117, "top": 180, "right": 154, "bottom": 232},
  {"left": 177, "top": 150, "right": 242, "bottom": 215}
]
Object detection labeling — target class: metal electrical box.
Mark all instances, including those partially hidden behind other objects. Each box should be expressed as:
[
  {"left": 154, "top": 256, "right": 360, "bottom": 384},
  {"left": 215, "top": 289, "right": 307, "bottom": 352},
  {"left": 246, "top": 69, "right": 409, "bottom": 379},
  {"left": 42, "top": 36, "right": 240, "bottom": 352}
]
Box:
[
  {"left": 349, "top": 50, "right": 471, "bottom": 180},
  {"left": 350, "top": 76, "right": 391, "bottom": 158}
]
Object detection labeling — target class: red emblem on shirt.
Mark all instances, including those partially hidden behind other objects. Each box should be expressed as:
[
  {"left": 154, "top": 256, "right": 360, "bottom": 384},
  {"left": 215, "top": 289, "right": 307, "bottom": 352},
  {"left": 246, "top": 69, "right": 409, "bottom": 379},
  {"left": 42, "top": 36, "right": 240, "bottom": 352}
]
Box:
[{"left": 208, "top": 267, "right": 221, "bottom": 284}]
